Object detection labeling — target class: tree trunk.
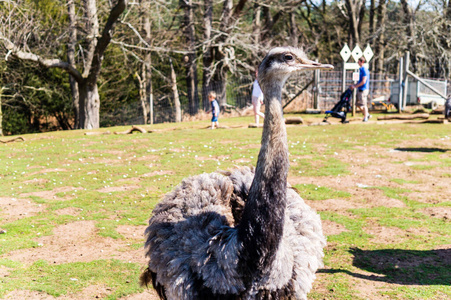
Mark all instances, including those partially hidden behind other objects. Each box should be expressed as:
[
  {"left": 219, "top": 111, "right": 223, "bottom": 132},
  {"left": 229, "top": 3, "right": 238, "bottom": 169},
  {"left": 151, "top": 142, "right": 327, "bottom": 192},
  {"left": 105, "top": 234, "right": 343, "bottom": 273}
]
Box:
[
  {"left": 400, "top": 0, "right": 417, "bottom": 72},
  {"left": 82, "top": 0, "right": 100, "bottom": 77},
  {"left": 345, "top": 0, "right": 364, "bottom": 47},
  {"left": 369, "top": 0, "right": 375, "bottom": 38},
  {"left": 375, "top": 0, "right": 387, "bottom": 73},
  {"left": 202, "top": 0, "right": 213, "bottom": 111},
  {"left": 0, "top": 88, "right": 3, "bottom": 136},
  {"left": 67, "top": 0, "right": 79, "bottom": 129},
  {"left": 181, "top": 0, "right": 199, "bottom": 115},
  {"left": 252, "top": 3, "right": 262, "bottom": 48},
  {"left": 79, "top": 81, "right": 100, "bottom": 129},
  {"left": 289, "top": 12, "right": 299, "bottom": 47},
  {"left": 136, "top": 69, "right": 148, "bottom": 124},
  {"left": 170, "top": 58, "right": 181, "bottom": 122},
  {"left": 140, "top": 0, "right": 152, "bottom": 124},
  {"left": 213, "top": 0, "right": 233, "bottom": 107}
]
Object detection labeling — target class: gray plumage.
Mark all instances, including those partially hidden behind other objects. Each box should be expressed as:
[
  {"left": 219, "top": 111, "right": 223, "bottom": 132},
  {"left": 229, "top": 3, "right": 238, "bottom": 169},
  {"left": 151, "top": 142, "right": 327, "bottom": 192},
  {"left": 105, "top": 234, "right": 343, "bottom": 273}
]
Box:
[{"left": 141, "top": 47, "right": 334, "bottom": 300}]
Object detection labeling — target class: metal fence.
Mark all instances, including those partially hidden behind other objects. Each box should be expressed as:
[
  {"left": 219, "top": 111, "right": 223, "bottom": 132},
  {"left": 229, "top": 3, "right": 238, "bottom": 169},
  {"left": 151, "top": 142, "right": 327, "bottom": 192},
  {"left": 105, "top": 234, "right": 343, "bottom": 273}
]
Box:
[{"left": 101, "top": 69, "right": 397, "bottom": 126}]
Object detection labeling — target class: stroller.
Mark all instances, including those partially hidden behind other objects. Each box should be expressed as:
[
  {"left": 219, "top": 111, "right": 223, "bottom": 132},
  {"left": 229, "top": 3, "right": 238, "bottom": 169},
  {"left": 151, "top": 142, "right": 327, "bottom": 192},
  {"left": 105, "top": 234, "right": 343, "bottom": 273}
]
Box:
[
  {"left": 324, "top": 88, "right": 352, "bottom": 124},
  {"left": 445, "top": 97, "right": 451, "bottom": 120}
]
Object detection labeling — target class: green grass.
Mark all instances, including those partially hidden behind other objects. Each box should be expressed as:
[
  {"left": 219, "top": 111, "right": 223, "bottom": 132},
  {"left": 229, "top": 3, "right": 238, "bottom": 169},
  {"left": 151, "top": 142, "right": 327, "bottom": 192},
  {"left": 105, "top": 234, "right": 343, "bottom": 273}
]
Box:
[
  {"left": 293, "top": 183, "right": 351, "bottom": 200},
  {"left": 1, "top": 115, "right": 450, "bottom": 299},
  {"left": 1, "top": 259, "right": 140, "bottom": 298}
]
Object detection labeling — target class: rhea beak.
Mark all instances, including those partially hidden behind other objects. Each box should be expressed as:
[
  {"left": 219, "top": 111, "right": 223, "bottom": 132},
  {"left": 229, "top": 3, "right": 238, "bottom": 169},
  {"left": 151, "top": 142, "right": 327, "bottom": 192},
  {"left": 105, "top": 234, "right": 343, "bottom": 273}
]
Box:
[{"left": 298, "top": 58, "right": 334, "bottom": 70}]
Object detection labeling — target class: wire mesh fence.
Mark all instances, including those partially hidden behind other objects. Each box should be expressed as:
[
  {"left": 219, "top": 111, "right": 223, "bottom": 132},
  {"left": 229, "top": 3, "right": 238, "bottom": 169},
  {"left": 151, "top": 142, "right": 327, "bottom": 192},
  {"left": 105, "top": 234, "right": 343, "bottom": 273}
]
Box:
[{"left": 101, "top": 69, "right": 398, "bottom": 126}]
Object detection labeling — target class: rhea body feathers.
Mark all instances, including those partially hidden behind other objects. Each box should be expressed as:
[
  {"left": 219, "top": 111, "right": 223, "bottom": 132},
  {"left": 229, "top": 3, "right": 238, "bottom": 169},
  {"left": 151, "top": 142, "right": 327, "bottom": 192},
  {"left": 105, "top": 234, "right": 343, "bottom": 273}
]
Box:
[{"left": 142, "top": 47, "right": 333, "bottom": 299}]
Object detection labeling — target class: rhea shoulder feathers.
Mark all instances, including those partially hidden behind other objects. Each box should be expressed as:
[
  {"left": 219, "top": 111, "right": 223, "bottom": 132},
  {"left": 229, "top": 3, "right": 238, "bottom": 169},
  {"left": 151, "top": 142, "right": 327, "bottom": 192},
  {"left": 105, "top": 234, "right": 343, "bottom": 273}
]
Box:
[{"left": 143, "top": 167, "right": 325, "bottom": 299}]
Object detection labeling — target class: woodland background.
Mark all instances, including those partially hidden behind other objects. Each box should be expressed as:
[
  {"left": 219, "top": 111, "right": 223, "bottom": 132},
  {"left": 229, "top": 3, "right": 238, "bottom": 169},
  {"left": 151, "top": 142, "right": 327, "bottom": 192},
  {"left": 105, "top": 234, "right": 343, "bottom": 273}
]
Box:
[{"left": 0, "top": 0, "right": 450, "bottom": 135}]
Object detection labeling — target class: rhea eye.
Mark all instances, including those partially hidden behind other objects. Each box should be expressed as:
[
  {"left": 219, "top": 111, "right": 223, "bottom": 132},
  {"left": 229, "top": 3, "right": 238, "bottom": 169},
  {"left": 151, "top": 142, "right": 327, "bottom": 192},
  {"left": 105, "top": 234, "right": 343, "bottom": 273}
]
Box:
[{"left": 284, "top": 54, "right": 294, "bottom": 61}]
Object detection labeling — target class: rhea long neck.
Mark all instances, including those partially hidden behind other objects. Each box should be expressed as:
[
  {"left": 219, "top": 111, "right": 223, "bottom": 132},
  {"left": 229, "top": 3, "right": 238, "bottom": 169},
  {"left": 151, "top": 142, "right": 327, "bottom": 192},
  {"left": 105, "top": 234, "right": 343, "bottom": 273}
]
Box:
[{"left": 238, "top": 76, "right": 289, "bottom": 278}]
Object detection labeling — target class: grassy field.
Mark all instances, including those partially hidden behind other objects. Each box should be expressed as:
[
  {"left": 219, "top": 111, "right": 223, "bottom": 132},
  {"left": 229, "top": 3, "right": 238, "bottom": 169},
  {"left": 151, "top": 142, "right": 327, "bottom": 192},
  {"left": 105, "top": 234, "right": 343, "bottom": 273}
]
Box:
[{"left": 0, "top": 114, "right": 450, "bottom": 299}]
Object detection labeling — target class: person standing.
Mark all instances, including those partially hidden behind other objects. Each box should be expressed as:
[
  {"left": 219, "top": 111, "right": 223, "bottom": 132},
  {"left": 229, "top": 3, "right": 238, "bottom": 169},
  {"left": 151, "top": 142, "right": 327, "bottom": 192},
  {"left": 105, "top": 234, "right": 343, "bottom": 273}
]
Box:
[
  {"left": 209, "top": 91, "right": 220, "bottom": 129},
  {"left": 350, "top": 57, "right": 371, "bottom": 122},
  {"left": 252, "top": 70, "right": 265, "bottom": 125}
]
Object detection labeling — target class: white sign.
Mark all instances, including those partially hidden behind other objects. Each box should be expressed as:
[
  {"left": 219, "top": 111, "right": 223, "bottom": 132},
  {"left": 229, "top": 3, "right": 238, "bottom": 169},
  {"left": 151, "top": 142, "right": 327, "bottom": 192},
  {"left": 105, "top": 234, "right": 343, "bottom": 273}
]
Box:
[
  {"left": 352, "top": 72, "right": 360, "bottom": 81},
  {"left": 345, "top": 62, "right": 369, "bottom": 70},
  {"left": 341, "top": 45, "right": 372, "bottom": 70},
  {"left": 340, "top": 44, "right": 352, "bottom": 62},
  {"left": 363, "top": 45, "right": 374, "bottom": 62},
  {"left": 351, "top": 45, "right": 363, "bottom": 62},
  {"left": 345, "top": 63, "right": 360, "bottom": 69}
]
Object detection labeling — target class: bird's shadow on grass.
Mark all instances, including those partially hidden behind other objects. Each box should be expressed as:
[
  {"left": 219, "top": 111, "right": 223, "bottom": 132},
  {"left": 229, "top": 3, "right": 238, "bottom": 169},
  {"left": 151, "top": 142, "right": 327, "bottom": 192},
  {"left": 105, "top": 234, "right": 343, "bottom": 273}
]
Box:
[
  {"left": 319, "top": 247, "right": 451, "bottom": 285},
  {"left": 394, "top": 147, "right": 449, "bottom": 153}
]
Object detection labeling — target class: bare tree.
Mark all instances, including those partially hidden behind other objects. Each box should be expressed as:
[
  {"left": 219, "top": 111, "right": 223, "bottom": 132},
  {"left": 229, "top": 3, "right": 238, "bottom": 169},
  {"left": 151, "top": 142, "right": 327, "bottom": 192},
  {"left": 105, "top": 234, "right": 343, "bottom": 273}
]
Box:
[
  {"left": 201, "top": 0, "right": 213, "bottom": 110},
  {"left": 169, "top": 57, "right": 181, "bottom": 122},
  {"left": 0, "top": 0, "right": 128, "bottom": 129},
  {"left": 181, "top": 0, "right": 199, "bottom": 115},
  {"left": 342, "top": 0, "right": 365, "bottom": 47},
  {"left": 400, "top": 0, "right": 421, "bottom": 72},
  {"left": 374, "top": 0, "right": 387, "bottom": 73}
]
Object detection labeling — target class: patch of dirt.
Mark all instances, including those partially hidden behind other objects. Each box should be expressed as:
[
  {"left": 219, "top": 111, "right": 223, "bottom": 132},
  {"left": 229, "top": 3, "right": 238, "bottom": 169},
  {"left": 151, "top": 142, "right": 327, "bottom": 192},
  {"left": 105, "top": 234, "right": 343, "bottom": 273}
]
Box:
[
  {"left": 0, "top": 266, "right": 10, "bottom": 278},
  {"left": 364, "top": 223, "right": 408, "bottom": 244},
  {"left": 97, "top": 185, "right": 141, "bottom": 193},
  {"left": 194, "top": 156, "right": 220, "bottom": 161},
  {"left": 23, "top": 178, "right": 48, "bottom": 184},
  {"left": 3, "top": 221, "right": 147, "bottom": 265},
  {"left": 0, "top": 197, "right": 46, "bottom": 222},
  {"left": 291, "top": 177, "right": 406, "bottom": 209},
  {"left": 20, "top": 186, "right": 77, "bottom": 200},
  {"left": 350, "top": 274, "right": 393, "bottom": 299},
  {"left": 238, "top": 144, "right": 261, "bottom": 149},
  {"left": 120, "top": 289, "right": 160, "bottom": 300},
  {"left": 53, "top": 207, "right": 81, "bottom": 216},
  {"left": 306, "top": 199, "right": 357, "bottom": 212},
  {"left": 132, "top": 155, "right": 160, "bottom": 162},
  {"left": 2, "top": 290, "right": 56, "bottom": 299},
  {"left": 65, "top": 284, "right": 113, "bottom": 299},
  {"left": 142, "top": 170, "right": 175, "bottom": 177},
  {"left": 321, "top": 220, "right": 349, "bottom": 236},
  {"left": 116, "top": 225, "right": 147, "bottom": 240},
  {"left": 27, "top": 168, "right": 67, "bottom": 176},
  {"left": 233, "top": 158, "right": 251, "bottom": 163}
]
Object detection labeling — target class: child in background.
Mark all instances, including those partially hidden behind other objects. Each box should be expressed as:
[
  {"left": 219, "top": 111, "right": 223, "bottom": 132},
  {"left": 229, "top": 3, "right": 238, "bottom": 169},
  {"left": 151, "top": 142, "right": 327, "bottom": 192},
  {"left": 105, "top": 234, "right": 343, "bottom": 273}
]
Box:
[{"left": 209, "top": 91, "right": 220, "bottom": 129}]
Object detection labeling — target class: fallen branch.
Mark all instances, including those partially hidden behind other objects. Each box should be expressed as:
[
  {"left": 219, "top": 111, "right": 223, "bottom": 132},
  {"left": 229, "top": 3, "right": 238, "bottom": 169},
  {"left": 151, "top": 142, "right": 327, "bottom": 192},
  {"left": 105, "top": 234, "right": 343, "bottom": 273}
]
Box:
[
  {"left": 377, "top": 113, "right": 429, "bottom": 120},
  {"left": 0, "top": 136, "right": 25, "bottom": 143},
  {"left": 114, "top": 125, "right": 148, "bottom": 134},
  {"left": 285, "top": 117, "right": 304, "bottom": 124},
  {"left": 84, "top": 131, "right": 111, "bottom": 136},
  {"left": 248, "top": 123, "right": 263, "bottom": 128},
  {"left": 419, "top": 119, "right": 448, "bottom": 124},
  {"left": 308, "top": 121, "right": 331, "bottom": 126}
]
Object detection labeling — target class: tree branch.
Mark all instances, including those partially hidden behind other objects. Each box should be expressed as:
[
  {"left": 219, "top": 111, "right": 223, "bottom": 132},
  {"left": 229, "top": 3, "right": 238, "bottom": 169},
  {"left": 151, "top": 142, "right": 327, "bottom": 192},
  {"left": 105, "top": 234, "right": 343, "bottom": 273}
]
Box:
[
  {"left": 0, "top": 33, "right": 83, "bottom": 82},
  {"left": 88, "top": 0, "right": 127, "bottom": 82}
]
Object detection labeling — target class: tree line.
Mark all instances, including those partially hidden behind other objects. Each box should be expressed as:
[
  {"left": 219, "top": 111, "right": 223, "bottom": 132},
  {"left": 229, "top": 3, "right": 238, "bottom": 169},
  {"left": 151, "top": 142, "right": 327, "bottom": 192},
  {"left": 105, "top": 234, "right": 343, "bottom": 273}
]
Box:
[{"left": 1, "top": 0, "right": 450, "bottom": 135}]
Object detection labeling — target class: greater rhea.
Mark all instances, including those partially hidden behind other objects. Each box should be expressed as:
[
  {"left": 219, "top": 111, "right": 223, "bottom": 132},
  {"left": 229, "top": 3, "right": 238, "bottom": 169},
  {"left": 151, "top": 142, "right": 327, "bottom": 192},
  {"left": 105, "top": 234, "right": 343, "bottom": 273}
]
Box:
[{"left": 141, "top": 47, "right": 334, "bottom": 299}]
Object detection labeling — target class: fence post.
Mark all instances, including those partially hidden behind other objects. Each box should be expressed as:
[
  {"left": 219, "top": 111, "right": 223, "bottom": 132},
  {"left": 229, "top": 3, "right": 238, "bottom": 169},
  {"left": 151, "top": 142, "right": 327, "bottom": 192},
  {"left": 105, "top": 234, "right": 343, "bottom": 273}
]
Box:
[
  {"left": 149, "top": 93, "right": 154, "bottom": 125},
  {"left": 314, "top": 68, "right": 319, "bottom": 110},
  {"left": 398, "top": 57, "right": 404, "bottom": 113},
  {"left": 342, "top": 62, "right": 346, "bottom": 93},
  {"left": 401, "top": 51, "right": 410, "bottom": 112}
]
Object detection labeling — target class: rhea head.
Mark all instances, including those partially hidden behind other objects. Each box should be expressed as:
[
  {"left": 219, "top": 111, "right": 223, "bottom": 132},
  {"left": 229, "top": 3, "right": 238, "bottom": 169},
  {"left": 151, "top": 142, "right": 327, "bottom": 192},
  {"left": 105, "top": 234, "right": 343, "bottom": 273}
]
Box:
[{"left": 258, "top": 47, "right": 334, "bottom": 95}]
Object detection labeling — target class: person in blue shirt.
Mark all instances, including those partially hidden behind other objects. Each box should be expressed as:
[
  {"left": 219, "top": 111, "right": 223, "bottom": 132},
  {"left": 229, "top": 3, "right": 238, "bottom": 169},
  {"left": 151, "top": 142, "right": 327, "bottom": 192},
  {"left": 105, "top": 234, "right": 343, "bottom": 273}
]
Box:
[
  {"left": 350, "top": 56, "right": 371, "bottom": 122},
  {"left": 209, "top": 91, "right": 220, "bottom": 129}
]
